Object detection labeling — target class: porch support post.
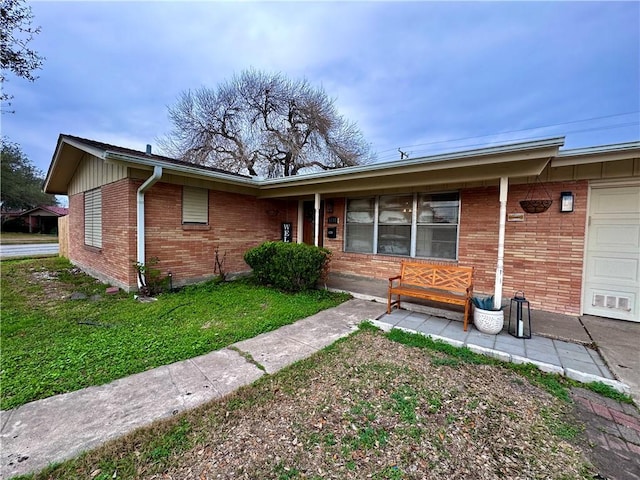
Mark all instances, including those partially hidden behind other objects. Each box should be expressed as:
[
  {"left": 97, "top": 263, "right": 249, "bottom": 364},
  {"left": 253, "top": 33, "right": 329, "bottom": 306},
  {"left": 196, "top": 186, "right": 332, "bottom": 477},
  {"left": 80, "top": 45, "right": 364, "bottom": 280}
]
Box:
[
  {"left": 297, "top": 200, "right": 304, "bottom": 243},
  {"left": 313, "top": 192, "right": 320, "bottom": 247},
  {"left": 494, "top": 177, "right": 508, "bottom": 309}
]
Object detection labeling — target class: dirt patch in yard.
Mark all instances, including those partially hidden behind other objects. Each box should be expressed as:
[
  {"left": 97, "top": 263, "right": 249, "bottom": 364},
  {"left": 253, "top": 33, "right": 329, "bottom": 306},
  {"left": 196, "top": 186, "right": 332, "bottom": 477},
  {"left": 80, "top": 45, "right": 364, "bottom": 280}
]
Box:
[
  {"left": 8, "top": 259, "right": 108, "bottom": 306},
  {"left": 58, "top": 330, "right": 599, "bottom": 480}
]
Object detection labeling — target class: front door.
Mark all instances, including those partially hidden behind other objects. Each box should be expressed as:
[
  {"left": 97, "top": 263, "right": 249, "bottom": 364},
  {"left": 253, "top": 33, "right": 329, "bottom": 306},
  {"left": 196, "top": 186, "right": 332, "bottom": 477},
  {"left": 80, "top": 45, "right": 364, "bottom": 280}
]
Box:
[
  {"left": 583, "top": 184, "right": 640, "bottom": 322},
  {"left": 302, "top": 201, "right": 323, "bottom": 247}
]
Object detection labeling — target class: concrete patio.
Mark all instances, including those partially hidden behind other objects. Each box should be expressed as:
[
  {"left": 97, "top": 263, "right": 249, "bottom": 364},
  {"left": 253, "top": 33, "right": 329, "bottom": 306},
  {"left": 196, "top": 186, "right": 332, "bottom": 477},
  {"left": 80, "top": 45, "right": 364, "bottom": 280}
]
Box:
[{"left": 326, "top": 272, "right": 640, "bottom": 403}]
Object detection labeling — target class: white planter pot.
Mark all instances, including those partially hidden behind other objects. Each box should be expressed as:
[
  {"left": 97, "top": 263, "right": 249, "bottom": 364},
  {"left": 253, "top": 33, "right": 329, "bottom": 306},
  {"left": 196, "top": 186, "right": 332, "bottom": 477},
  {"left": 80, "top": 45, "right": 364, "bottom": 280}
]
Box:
[{"left": 473, "top": 308, "right": 504, "bottom": 335}]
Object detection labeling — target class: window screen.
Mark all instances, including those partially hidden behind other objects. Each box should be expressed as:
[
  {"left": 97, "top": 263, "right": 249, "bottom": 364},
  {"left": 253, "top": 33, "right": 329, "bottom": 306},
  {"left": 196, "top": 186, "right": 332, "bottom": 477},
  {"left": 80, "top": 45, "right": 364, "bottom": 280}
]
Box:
[{"left": 182, "top": 186, "right": 209, "bottom": 224}]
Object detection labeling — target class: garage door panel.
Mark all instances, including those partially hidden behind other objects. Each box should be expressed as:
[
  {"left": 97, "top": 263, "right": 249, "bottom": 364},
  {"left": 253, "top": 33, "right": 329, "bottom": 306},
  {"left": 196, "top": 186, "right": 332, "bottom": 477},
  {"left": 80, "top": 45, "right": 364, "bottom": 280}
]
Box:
[
  {"left": 590, "top": 187, "right": 640, "bottom": 215},
  {"left": 587, "top": 256, "right": 639, "bottom": 284},
  {"left": 589, "top": 223, "right": 640, "bottom": 252},
  {"left": 584, "top": 185, "right": 640, "bottom": 322}
]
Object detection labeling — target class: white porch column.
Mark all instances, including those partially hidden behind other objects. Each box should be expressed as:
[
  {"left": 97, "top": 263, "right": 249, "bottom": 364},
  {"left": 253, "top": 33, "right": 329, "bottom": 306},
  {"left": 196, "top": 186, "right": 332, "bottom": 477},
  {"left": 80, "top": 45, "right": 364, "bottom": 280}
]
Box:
[
  {"left": 313, "top": 193, "right": 320, "bottom": 247},
  {"left": 494, "top": 177, "right": 508, "bottom": 309},
  {"left": 297, "top": 200, "right": 304, "bottom": 243}
]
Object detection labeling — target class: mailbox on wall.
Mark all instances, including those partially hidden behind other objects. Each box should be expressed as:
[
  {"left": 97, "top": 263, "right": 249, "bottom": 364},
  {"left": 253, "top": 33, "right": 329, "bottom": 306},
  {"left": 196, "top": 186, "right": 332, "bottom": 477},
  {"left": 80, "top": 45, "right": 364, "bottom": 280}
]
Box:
[
  {"left": 281, "top": 222, "right": 292, "bottom": 243},
  {"left": 327, "top": 227, "right": 337, "bottom": 239}
]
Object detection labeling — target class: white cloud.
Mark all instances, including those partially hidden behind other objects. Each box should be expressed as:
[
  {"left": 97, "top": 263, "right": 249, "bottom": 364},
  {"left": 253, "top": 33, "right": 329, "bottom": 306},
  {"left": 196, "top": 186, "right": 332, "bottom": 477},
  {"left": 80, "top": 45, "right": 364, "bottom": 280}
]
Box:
[{"left": 3, "top": 0, "right": 637, "bottom": 173}]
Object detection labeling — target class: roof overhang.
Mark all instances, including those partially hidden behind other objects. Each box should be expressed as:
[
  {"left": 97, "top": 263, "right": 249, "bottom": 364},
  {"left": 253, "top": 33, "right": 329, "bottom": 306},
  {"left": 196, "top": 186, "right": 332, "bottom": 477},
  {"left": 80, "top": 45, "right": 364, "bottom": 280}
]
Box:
[
  {"left": 44, "top": 136, "right": 107, "bottom": 194},
  {"left": 44, "top": 135, "right": 568, "bottom": 197},
  {"left": 255, "top": 137, "right": 564, "bottom": 198},
  {"left": 104, "top": 151, "right": 261, "bottom": 190},
  {"left": 551, "top": 141, "right": 640, "bottom": 167}
]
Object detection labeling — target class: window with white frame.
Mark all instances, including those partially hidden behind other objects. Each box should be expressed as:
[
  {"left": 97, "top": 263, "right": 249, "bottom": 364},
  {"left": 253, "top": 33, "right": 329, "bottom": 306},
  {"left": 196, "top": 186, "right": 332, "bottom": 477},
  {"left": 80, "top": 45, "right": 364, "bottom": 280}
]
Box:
[
  {"left": 345, "top": 192, "right": 460, "bottom": 260},
  {"left": 377, "top": 194, "right": 413, "bottom": 255},
  {"left": 345, "top": 198, "right": 375, "bottom": 253},
  {"left": 416, "top": 192, "right": 459, "bottom": 260},
  {"left": 84, "top": 188, "right": 102, "bottom": 248},
  {"left": 182, "top": 186, "right": 209, "bottom": 224}
]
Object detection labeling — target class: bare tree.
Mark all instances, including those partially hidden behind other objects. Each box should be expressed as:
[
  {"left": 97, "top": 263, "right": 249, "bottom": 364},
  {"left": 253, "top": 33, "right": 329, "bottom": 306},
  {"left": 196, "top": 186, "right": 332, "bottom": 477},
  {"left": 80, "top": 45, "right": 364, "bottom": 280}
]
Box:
[
  {"left": 160, "top": 70, "right": 373, "bottom": 177},
  {"left": 1, "top": 0, "right": 44, "bottom": 113}
]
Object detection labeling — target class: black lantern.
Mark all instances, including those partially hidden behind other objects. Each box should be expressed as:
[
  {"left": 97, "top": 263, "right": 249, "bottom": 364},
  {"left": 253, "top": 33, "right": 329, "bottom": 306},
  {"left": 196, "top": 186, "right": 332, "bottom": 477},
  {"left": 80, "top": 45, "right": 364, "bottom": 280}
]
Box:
[
  {"left": 560, "top": 191, "right": 574, "bottom": 212},
  {"left": 508, "top": 291, "right": 532, "bottom": 339}
]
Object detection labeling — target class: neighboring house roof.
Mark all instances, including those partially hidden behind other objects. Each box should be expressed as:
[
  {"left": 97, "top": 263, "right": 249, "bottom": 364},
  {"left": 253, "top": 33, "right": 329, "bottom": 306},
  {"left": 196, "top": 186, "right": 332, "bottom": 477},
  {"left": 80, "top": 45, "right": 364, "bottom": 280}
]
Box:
[
  {"left": 43, "top": 134, "right": 640, "bottom": 198},
  {"left": 20, "top": 206, "right": 69, "bottom": 217}
]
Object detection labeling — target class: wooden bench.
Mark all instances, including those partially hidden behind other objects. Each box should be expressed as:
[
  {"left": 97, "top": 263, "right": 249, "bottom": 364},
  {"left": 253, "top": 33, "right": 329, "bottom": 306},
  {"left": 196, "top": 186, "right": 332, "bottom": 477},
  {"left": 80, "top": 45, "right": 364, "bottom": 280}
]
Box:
[{"left": 387, "top": 261, "right": 474, "bottom": 331}]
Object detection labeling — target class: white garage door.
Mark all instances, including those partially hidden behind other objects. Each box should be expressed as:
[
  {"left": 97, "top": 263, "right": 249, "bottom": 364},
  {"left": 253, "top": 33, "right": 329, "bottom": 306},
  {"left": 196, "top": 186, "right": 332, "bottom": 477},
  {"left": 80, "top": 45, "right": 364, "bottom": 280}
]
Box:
[{"left": 583, "top": 184, "right": 640, "bottom": 322}]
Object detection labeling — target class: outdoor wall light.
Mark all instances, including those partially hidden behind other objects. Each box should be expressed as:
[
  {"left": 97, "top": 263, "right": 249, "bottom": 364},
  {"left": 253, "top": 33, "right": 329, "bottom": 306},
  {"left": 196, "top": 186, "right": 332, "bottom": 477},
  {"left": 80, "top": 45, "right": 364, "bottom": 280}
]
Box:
[{"left": 560, "top": 191, "right": 574, "bottom": 213}]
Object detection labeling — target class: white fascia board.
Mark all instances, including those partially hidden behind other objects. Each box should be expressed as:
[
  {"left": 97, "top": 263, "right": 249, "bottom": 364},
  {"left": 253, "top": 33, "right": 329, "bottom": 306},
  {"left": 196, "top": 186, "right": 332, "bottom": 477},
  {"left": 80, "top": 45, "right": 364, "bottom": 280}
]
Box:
[
  {"left": 257, "top": 136, "right": 566, "bottom": 187},
  {"left": 104, "top": 136, "right": 565, "bottom": 190},
  {"left": 553, "top": 141, "right": 640, "bottom": 167},
  {"left": 104, "top": 151, "right": 261, "bottom": 186},
  {"left": 61, "top": 136, "right": 109, "bottom": 159},
  {"left": 558, "top": 141, "right": 640, "bottom": 157}
]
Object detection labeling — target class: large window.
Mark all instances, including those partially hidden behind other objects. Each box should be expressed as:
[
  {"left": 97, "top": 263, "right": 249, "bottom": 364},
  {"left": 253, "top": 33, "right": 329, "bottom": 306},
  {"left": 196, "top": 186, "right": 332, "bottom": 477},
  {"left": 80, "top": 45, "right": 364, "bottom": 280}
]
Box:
[
  {"left": 182, "top": 186, "right": 209, "bottom": 224},
  {"left": 84, "top": 188, "right": 102, "bottom": 248},
  {"left": 345, "top": 192, "right": 460, "bottom": 260}
]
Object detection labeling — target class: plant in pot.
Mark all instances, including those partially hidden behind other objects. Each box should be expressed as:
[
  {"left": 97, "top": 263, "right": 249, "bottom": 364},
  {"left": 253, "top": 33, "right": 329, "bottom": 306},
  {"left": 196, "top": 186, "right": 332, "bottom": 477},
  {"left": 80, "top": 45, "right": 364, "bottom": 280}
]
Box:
[{"left": 471, "top": 295, "right": 504, "bottom": 334}]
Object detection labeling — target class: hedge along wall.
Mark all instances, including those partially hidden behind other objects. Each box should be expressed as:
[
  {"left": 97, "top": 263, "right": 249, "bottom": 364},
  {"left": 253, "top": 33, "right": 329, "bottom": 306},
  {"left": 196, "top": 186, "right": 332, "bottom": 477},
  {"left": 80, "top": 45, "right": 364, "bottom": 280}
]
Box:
[{"left": 324, "top": 181, "right": 588, "bottom": 316}]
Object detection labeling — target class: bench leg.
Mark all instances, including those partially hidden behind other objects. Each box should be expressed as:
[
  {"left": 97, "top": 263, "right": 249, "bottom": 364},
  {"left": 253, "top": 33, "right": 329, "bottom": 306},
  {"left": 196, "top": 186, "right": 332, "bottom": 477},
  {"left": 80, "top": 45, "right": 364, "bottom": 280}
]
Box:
[
  {"left": 387, "top": 291, "right": 401, "bottom": 314},
  {"left": 463, "top": 302, "right": 470, "bottom": 331}
]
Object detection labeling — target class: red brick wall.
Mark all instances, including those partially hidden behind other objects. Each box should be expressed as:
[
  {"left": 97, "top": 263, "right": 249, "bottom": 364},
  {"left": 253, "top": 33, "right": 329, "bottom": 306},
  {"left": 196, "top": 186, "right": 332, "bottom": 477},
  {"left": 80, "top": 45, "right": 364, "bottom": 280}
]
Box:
[
  {"left": 68, "top": 179, "right": 297, "bottom": 291},
  {"left": 142, "top": 182, "right": 297, "bottom": 288},
  {"left": 67, "top": 179, "right": 137, "bottom": 289},
  {"left": 326, "top": 181, "right": 588, "bottom": 315},
  {"left": 66, "top": 178, "right": 588, "bottom": 314},
  {"left": 459, "top": 180, "right": 587, "bottom": 314}
]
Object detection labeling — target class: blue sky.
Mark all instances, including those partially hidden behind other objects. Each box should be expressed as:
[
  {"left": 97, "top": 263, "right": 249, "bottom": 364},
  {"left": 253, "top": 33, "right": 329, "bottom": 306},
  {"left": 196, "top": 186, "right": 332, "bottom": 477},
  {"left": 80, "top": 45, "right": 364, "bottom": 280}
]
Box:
[{"left": 2, "top": 0, "right": 639, "bottom": 178}]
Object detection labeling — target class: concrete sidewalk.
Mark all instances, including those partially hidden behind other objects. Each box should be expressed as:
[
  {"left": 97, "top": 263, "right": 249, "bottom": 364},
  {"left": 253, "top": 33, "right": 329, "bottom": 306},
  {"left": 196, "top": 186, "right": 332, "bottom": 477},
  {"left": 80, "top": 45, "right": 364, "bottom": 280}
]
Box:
[
  {"left": 0, "top": 299, "right": 387, "bottom": 479},
  {"left": 2, "top": 293, "right": 638, "bottom": 479}
]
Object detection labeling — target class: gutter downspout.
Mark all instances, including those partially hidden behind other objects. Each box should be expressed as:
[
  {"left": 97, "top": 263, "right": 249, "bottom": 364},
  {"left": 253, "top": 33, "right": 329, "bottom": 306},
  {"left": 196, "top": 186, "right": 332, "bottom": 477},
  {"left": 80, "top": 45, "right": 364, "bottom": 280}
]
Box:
[
  {"left": 494, "top": 177, "right": 508, "bottom": 309},
  {"left": 137, "top": 166, "right": 163, "bottom": 288}
]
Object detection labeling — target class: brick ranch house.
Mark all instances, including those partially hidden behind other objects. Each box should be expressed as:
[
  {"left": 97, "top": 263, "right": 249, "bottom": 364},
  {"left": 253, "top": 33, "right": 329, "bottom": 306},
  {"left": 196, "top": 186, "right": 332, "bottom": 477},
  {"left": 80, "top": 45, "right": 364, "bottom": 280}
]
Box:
[{"left": 44, "top": 134, "right": 640, "bottom": 323}]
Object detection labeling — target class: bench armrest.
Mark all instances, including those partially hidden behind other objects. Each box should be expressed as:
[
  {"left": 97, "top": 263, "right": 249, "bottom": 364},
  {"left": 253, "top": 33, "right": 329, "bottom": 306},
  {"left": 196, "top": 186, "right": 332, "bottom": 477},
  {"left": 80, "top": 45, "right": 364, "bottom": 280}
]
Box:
[{"left": 388, "top": 275, "right": 401, "bottom": 286}]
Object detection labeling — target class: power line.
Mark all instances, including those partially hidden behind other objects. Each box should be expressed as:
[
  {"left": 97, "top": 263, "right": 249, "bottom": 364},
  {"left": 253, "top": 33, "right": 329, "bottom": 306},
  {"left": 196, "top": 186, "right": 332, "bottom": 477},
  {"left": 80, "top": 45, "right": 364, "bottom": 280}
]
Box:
[
  {"left": 375, "top": 121, "right": 640, "bottom": 162},
  {"left": 377, "top": 110, "right": 640, "bottom": 156}
]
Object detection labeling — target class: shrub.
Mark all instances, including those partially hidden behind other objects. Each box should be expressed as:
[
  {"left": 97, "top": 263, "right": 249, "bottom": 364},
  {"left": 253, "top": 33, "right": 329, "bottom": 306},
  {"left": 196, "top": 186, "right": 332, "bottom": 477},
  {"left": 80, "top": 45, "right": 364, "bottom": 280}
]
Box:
[{"left": 244, "top": 241, "right": 331, "bottom": 292}]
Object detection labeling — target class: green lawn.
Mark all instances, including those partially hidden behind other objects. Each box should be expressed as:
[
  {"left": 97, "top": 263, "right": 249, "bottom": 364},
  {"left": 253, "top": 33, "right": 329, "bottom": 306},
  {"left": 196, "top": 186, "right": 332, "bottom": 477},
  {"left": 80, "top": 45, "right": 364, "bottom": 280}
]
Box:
[
  {"left": 0, "top": 257, "right": 349, "bottom": 410},
  {"left": 19, "top": 328, "right": 600, "bottom": 480}
]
